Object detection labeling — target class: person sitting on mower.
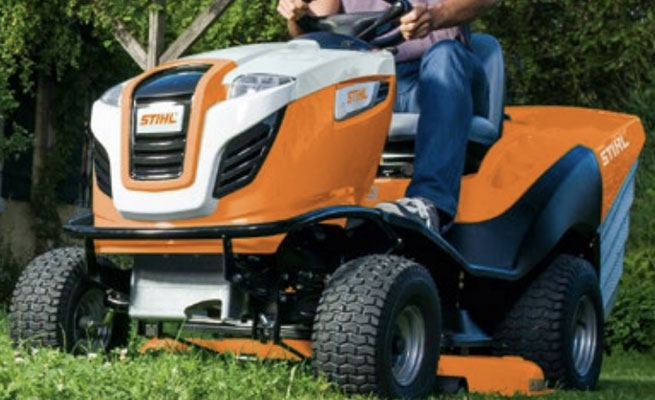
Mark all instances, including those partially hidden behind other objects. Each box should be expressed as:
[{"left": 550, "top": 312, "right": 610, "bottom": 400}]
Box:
[{"left": 278, "top": 0, "right": 498, "bottom": 234}]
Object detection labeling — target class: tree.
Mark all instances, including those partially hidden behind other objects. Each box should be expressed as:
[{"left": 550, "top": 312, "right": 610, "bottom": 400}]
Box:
[{"left": 0, "top": 0, "right": 135, "bottom": 251}]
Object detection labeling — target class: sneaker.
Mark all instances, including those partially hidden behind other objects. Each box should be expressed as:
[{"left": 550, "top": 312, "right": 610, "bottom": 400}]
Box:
[{"left": 376, "top": 197, "right": 445, "bottom": 233}]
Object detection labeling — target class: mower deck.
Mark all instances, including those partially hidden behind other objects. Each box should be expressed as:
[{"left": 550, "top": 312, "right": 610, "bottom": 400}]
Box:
[{"left": 140, "top": 337, "right": 551, "bottom": 397}]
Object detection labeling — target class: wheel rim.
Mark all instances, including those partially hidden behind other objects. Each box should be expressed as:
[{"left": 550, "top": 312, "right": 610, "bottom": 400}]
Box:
[
  {"left": 571, "top": 295, "right": 598, "bottom": 376},
  {"left": 391, "top": 305, "right": 426, "bottom": 386},
  {"left": 73, "top": 288, "right": 113, "bottom": 351}
]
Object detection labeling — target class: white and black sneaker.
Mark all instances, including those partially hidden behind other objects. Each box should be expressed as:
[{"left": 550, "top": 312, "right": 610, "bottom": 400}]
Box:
[{"left": 376, "top": 197, "right": 450, "bottom": 234}]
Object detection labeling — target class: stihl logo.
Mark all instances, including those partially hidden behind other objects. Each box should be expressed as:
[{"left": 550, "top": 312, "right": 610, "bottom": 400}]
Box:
[
  {"left": 600, "top": 135, "right": 630, "bottom": 167},
  {"left": 347, "top": 88, "right": 368, "bottom": 104},
  {"left": 140, "top": 113, "right": 178, "bottom": 126}
]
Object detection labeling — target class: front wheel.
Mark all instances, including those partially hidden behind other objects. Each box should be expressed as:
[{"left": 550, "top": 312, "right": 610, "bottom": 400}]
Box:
[
  {"left": 9, "top": 247, "right": 128, "bottom": 353},
  {"left": 312, "top": 255, "right": 442, "bottom": 398}
]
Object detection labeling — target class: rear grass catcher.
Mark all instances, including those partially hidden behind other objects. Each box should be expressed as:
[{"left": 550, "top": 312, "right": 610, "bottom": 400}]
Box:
[{"left": 9, "top": 1, "right": 645, "bottom": 397}]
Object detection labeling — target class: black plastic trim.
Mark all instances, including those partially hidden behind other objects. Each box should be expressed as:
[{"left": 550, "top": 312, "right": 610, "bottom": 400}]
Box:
[
  {"left": 375, "top": 82, "right": 390, "bottom": 106},
  {"left": 445, "top": 146, "right": 602, "bottom": 278},
  {"left": 93, "top": 140, "right": 112, "bottom": 197},
  {"left": 213, "top": 108, "right": 286, "bottom": 199},
  {"left": 134, "top": 66, "right": 210, "bottom": 100}
]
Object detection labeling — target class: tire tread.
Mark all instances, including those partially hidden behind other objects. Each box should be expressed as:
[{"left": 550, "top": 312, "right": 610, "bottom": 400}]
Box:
[
  {"left": 9, "top": 247, "right": 86, "bottom": 348},
  {"left": 493, "top": 255, "right": 602, "bottom": 389},
  {"left": 311, "top": 254, "right": 438, "bottom": 396}
]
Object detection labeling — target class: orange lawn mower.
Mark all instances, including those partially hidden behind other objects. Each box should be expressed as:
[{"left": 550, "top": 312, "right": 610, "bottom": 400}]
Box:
[{"left": 9, "top": 1, "right": 645, "bottom": 398}]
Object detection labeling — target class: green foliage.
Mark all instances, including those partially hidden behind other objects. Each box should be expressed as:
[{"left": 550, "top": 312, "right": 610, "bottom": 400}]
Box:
[
  {"left": 606, "top": 276, "right": 655, "bottom": 353},
  {"left": 0, "top": 0, "right": 94, "bottom": 160},
  {"left": 0, "top": 123, "right": 32, "bottom": 161},
  {"left": 84, "top": 0, "right": 288, "bottom": 56},
  {"left": 191, "top": 0, "right": 288, "bottom": 51},
  {"left": 476, "top": 0, "right": 655, "bottom": 109},
  {"left": 0, "top": 0, "right": 141, "bottom": 251}
]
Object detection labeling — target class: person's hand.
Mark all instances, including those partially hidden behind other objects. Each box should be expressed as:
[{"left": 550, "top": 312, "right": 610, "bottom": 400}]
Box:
[
  {"left": 277, "top": 0, "right": 309, "bottom": 21},
  {"left": 399, "top": 4, "right": 434, "bottom": 40}
]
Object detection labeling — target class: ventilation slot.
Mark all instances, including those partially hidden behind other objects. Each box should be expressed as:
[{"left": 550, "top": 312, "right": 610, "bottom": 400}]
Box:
[
  {"left": 94, "top": 140, "right": 112, "bottom": 197},
  {"left": 131, "top": 109, "right": 189, "bottom": 181},
  {"left": 213, "top": 109, "right": 286, "bottom": 198},
  {"left": 375, "top": 82, "right": 390, "bottom": 105}
]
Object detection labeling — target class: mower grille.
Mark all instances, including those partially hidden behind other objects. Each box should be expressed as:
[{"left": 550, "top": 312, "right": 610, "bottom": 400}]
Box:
[
  {"left": 130, "top": 97, "right": 190, "bottom": 180},
  {"left": 213, "top": 108, "right": 286, "bottom": 199},
  {"left": 93, "top": 140, "right": 112, "bottom": 197},
  {"left": 130, "top": 66, "right": 209, "bottom": 181}
]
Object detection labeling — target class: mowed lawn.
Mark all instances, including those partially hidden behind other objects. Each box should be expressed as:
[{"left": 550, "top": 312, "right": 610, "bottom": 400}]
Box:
[{"left": 0, "top": 313, "right": 654, "bottom": 400}]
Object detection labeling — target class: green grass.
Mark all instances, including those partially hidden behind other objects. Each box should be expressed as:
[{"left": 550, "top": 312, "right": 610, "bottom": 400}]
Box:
[{"left": 1, "top": 314, "right": 654, "bottom": 399}]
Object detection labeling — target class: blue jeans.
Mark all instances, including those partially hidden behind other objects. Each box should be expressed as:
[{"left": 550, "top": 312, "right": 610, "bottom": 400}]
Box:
[{"left": 395, "top": 40, "right": 489, "bottom": 222}]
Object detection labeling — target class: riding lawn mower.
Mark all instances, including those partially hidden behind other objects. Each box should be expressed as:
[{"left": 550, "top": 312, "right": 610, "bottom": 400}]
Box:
[{"left": 9, "top": 0, "right": 645, "bottom": 398}]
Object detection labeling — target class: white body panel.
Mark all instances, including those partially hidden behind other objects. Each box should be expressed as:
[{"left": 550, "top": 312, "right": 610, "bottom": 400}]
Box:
[
  {"left": 223, "top": 40, "right": 394, "bottom": 99},
  {"left": 185, "top": 43, "right": 286, "bottom": 64},
  {"left": 91, "top": 41, "right": 395, "bottom": 220},
  {"left": 187, "top": 42, "right": 395, "bottom": 101}
]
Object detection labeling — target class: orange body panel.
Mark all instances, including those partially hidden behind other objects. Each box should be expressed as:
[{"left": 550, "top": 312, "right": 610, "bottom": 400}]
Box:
[
  {"left": 437, "top": 355, "right": 550, "bottom": 396},
  {"left": 364, "top": 106, "right": 645, "bottom": 224},
  {"left": 189, "top": 338, "right": 312, "bottom": 360},
  {"left": 95, "top": 75, "right": 395, "bottom": 254},
  {"left": 139, "top": 338, "right": 311, "bottom": 360},
  {"left": 120, "top": 59, "right": 236, "bottom": 192},
  {"left": 141, "top": 337, "right": 548, "bottom": 396},
  {"left": 98, "top": 91, "right": 643, "bottom": 253}
]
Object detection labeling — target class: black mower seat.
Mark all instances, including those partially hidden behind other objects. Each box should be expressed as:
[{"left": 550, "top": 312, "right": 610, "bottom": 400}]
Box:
[{"left": 387, "top": 33, "right": 506, "bottom": 148}]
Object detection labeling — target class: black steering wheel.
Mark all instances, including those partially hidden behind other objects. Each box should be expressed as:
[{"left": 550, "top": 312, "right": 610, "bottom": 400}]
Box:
[{"left": 296, "top": 0, "right": 413, "bottom": 50}]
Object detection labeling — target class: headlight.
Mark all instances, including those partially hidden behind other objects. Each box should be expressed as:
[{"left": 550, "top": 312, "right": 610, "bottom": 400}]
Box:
[
  {"left": 228, "top": 74, "right": 294, "bottom": 99},
  {"left": 100, "top": 81, "right": 128, "bottom": 107}
]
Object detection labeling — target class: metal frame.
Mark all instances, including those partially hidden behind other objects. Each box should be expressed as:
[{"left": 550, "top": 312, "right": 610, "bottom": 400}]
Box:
[{"left": 64, "top": 205, "right": 537, "bottom": 281}]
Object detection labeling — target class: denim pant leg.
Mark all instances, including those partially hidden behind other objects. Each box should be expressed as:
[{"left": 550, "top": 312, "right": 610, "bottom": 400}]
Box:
[{"left": 395, "top": 40, "right": 488, "bottom": 221}]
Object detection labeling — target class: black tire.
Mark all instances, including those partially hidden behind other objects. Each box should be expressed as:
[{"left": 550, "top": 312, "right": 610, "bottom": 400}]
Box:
[
  {"left": 9, "top": 247, "right": 129, "bottom": 352},
  {"left": 493, "top": 255, "right": 604, "bottom": 389},
  {"left": 312, "top": 255, "right": 442, "bottom": 398}
]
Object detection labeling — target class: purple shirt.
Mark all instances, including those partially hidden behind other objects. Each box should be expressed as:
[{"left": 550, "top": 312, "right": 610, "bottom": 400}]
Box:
[{"left": 341, "top": 0, "right": 470, "bottom": 62}]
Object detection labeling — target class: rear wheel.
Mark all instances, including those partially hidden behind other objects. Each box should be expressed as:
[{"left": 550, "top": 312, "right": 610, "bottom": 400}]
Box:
[
  {"left": 312, "top": 255, "right": 442, "bottom": 398},
  {"left": 494, "top": 255, "right": 604, "bottom": 389},
  {"left": 9, "top": 247, "right": 129, "bottom": 353}
]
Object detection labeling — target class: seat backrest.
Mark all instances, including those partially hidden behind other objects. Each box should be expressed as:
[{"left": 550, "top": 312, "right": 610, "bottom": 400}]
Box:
[{"left": 470, "top": 33, "right": 506, "bottom": 135}]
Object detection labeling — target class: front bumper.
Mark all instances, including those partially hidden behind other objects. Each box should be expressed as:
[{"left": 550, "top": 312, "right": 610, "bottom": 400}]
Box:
[{"left": 64, "top": 206, "right": 397, "bottom": 242}]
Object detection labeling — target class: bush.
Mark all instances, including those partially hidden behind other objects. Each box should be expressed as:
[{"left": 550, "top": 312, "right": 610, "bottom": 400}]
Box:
[
  {"left": 606, "top": 276, "right": 655, "bottom": 353},
  {"left": 476, "top": 0, "right": 655, "bottom": 109}
]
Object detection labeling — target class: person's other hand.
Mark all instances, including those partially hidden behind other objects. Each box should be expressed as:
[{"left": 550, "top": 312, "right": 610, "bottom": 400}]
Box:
[
  {"left": 400, "top": 4, "right": 434, "bottom": 40},
  {"left": 277, "top": 0, "right": 309, "bottom": 21}
]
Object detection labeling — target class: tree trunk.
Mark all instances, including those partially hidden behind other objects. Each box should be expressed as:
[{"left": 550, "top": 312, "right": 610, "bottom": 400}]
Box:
[
  {"left": 0, "top": 115, "right": 4, "bottom": 213},
  {"left": 148, "top": 0, "right": 166, "bottom": 69},
  {"left": 31, "top": 73, "right": 56, "bottom": 200}
]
